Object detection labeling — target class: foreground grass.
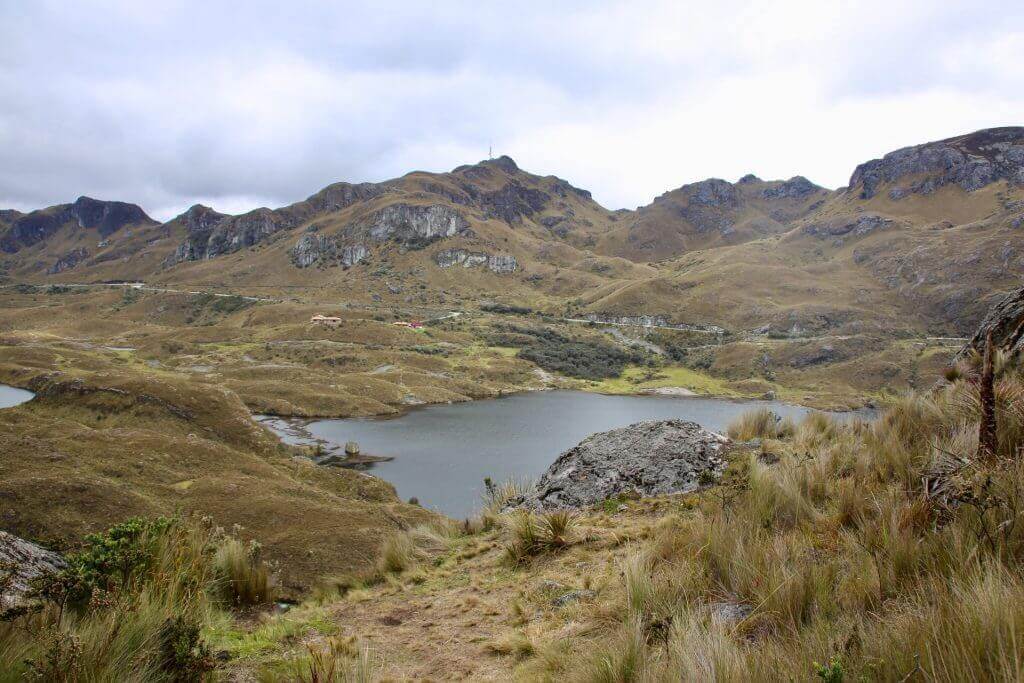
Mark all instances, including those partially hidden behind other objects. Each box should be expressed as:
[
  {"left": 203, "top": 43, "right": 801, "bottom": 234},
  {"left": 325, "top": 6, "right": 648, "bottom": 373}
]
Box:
[
  {"left": 542, "top": 351, "right": 1024, "bottom": 681},
  {"left": 0, "top": 517, "right": 273, "bottom": 682},
  {"left": 219, "top": 350, "right": 1024, "bottom": 681}
]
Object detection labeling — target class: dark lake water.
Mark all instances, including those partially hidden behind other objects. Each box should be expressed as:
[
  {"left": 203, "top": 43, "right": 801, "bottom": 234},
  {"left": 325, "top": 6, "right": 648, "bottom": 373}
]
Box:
[
  {"left": 261, "top": 390, "right": 867, "bottom": 519},
  {"left": 0, "top": 384, "right": 34, "bottom": 409}
]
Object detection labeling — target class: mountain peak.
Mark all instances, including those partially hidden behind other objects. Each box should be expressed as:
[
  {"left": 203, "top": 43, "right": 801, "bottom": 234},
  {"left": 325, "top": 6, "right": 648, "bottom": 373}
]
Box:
[
  {"left": 483, "top": 155, "right": 519, "bottom": 173},
  {"left": 70, "top": 196, "right": 155, "bottom": 235}
]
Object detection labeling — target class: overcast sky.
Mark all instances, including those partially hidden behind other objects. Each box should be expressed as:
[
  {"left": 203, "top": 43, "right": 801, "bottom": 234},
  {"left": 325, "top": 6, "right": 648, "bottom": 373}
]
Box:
[{"left": 2, "top": 1, "right": 1022, "bottom": 221}]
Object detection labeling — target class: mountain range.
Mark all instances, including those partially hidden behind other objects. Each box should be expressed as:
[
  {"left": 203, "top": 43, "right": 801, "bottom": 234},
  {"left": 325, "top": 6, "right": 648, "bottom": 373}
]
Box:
[{"left": 3, "top": 126, "right": 1023, "bottom": 338}]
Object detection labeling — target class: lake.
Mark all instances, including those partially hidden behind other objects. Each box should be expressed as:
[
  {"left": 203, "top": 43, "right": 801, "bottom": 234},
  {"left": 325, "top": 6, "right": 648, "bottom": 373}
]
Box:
[
  {"left": 262, "top": 390, "right": 869, "bottom": 519},
  {"left": 0, "top": 384, "right": 34, "bottom": 409}
]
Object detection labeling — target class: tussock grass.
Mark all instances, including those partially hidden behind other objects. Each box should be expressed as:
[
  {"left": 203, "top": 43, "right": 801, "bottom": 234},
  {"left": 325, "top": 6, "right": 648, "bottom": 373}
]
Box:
[
  {"left": 214, "top": 537, "right": 274, "bottom": 606},
  {"left": 486, "top": 631, "right": 536, "bottom": 660},
  {"left": 727, "top": 407, "right": 795, "bottom": 441},
  {"left": 564, "top": 358, "right": 1024, "bottom": 681},
  {"left": 478, "top": 477, "right": 532, "bottom": 531},
  {"left": 285, "top": 639, "right": 378, "bottom": 683},
  {"left": 376, "top": 523, "right": 454, "bottom": 575},
  {"left": 502, "top": 509, "right": 578, "bottom": 566}
]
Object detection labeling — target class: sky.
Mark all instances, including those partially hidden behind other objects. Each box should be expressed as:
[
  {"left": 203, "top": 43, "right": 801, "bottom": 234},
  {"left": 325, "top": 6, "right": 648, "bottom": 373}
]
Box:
[{"left": 1, "top": 1, "right": 1022, "bottom": 222}]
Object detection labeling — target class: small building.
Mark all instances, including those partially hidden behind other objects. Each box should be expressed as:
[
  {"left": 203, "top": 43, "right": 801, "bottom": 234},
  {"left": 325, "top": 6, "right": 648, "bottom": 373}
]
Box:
[{"left": 310, "top": 314, "right": 342, "bottom": 328}]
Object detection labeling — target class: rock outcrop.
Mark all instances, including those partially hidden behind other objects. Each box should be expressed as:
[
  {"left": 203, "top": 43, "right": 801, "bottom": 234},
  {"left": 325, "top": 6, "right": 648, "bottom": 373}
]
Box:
[
  {"left": 802, "top": 214, "right": 893, "bottom": 242},
  {"left": 47, "top": 247, "right": 89, "bottom": 274},
  {"left": 289, "top": 233, "right": 370, "bottom": 268},
  {"left": 486, "top": 254, "right": 518, "bottom": 274},
  {"left": 204, "top": 208, "right": 289, "bottom": 258},
  {"left": 849, "top": 127, "right": 1024, "bottom": 200},
  {"left": 513, "top": 420, "right": 730, "bottom": 509},
  {"left": 761, "top": 176, "right": 821, "bottom": 200},
  {"left": 0, "top": 530, "right": 65, "bottom": 609},
  {"left": 351, "top": 204, "right": 471, "bottom": 246},
  {"left": 435, "top": 248, "right": 489, "bottom": 269},
  {"left": 958, "top": 285, "right": 1024, "bottom": 360},
  {"left": 167, "top": 183, "right": 389, "bottom": 265},
  {"left": 433, "top": 248, "right": 517, "bottom": 273},
  {"left": 0, "top": 209, "right": 24, "bottom": 227},
  {"left": 481, "top": 182, "right": 550, "bottom": 222}
]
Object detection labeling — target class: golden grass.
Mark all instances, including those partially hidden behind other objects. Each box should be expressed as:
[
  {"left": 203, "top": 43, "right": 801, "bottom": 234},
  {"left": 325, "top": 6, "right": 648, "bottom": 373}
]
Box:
[
  {"left": 562, "top": 358, "right": 1024, "bottom": 681},
  {"left": 726, "top": 407, "right": 795, "bottom": 441},
  {"left": 502, "top": 509, "right": 578, "bottom": 566},
  {"left": 214, "top": 537, "right": 274, "bottom": 606},
  {"left": 0, "top": 519, "right": 239, "bottom": 682}
]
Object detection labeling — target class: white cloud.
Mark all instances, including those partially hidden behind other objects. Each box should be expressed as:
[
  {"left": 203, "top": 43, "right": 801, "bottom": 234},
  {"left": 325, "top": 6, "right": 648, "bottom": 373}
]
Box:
[{"left": 0, "top": 0, "right": 1021, "bottom": 220}]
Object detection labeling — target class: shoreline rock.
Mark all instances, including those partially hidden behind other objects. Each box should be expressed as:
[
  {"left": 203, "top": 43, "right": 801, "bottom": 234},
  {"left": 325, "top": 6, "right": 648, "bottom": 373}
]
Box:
[{"left": 512, "top": 419, "right": 730, "bottom": 510}]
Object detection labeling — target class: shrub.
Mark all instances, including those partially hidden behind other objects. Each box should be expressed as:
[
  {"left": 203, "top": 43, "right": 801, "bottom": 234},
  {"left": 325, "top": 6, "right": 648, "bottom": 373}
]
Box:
[
  {"left": 2, "top": 517, "right": 227, "bottom": 682},
  {"left": 54, "top": 516, "right": 176, "bottom": 605},
  {"left": 488, "top": 325, "right": 643, "bottom": 380}
]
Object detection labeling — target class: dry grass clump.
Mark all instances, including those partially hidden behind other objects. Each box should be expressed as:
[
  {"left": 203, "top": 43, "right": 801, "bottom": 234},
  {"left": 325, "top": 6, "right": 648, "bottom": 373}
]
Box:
[
  {"left": 486, "top": 631, "right": 536, "bottom": 660},
  {"left": 726, "top": 407, "right": 795, "bottom": 441},
  {"left": 477, "top": 477, "right": 532, "bottom": 531},
  {"left": 376, "top": 523, "right": 452, "bottom": 575},
  {"left": 563, "top": 357, "right": 1024, "bottom": 681},
  {"left": 287, "top": 639, "right": 378, "bottom": 683},
  {"left": 502, "top": 509, "right": 578, "bottom": 566},
  {"left": 214, "top": 537, "right": 274, "bottom": 606}
]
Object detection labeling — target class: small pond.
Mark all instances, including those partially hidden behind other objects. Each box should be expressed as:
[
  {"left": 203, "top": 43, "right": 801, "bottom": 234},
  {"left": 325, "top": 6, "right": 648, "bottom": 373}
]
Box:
[
  {"left": 0, "top": 384, "right": 34, "bottom": 409},
  {"left": 262, "top": 390, "right": 870, "bottom": 519}
]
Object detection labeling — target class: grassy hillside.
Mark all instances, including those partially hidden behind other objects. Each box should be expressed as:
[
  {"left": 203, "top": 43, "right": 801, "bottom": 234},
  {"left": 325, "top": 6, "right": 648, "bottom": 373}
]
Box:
[{"left": 0, "top": 339, "right": 437, "bottom": 596}]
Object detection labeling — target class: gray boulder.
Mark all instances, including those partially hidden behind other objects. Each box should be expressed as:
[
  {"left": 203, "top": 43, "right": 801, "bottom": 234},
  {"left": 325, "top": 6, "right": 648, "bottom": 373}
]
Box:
[
  {"left": 957, "top": 285, "right": 1024, "bottom": 360},
  {"left": 514, "top": 420, "right": 730, "bottom": 509},
  {"left": 1, "top": 531, "right": 66, "bottom": 609}
]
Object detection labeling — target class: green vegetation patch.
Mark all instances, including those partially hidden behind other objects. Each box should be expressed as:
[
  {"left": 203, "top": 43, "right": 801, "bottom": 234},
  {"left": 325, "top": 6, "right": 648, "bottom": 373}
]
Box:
[{"left": 488, "top": 324, "right": 643, "bottom": 380}]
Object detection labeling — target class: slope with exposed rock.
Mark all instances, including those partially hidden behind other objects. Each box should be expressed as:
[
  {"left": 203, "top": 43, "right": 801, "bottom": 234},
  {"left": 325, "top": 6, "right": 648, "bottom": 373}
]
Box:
[
  {"left": 596, "top": 174, "right": 830, "bottom": 261},
  {"left": 2, "top": 127, "right": 1023, "bottom": 353}
]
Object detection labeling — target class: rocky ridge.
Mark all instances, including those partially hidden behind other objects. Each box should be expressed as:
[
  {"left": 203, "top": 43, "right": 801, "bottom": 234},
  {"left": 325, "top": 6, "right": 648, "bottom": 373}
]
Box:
[
  {"left": 849, "top": 127, "right": 1024, "bottom": 200},
  {"left": 0, "top": 196, "right": 154, "bottom": 253}
]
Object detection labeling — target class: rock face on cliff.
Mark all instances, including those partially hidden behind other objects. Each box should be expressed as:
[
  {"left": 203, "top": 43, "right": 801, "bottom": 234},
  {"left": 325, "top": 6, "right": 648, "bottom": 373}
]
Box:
[
  {"left": 1, "top": 196, "right": 154, "bottom": 253},
  {"left": 167, "top": 183, "right": 390, "bottom": 265},
  {"left": 0, "top": 530, "right": 65, "bottom": 609},
  {"left": 514, "top": 420, "right": 730, "bottom": 509},
  {"left": 47, "top": 247, "right": 90, "bottom": 274},
  {"left": 350, "top": 204, "right": 471, "bottom": 246},
  {"left": 761, "top": 176, "right": 822, "bottom": 200},
  {"left": 958, "top": 285, "right": 1024, "bottom": 360},
  {"left": 433, "top": 248, "right": 518, "bottom": 274},
  {"left": 290, "top": 232, "right": 369, "bottom": 268},
  {"left": 849, "top": 127, "right": 1024, "bottom": 200}
]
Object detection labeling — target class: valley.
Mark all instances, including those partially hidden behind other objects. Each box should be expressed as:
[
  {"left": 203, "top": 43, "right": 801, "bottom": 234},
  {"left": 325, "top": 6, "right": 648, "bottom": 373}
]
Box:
[{"left": 2, "top": 126, "right": 1024, "bottom": 681}]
